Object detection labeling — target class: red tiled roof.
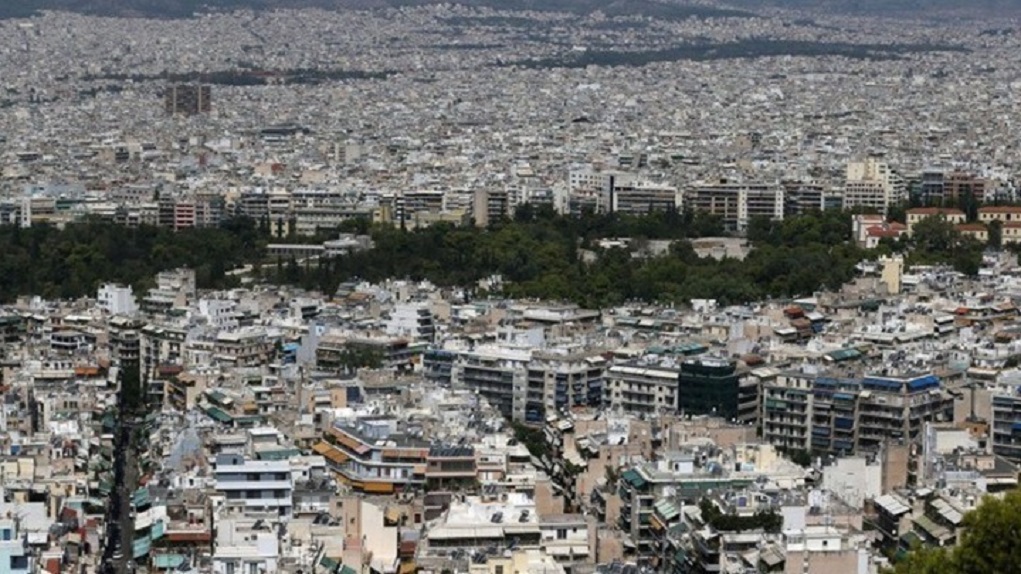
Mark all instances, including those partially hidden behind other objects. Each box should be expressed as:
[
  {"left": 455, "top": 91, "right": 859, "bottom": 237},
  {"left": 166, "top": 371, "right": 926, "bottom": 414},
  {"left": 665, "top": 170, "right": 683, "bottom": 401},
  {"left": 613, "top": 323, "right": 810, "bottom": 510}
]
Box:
[
  {"left": 907, "top": 207, "right": 965, "bottom": 216},
  {"left": 979, "top": 206, "right": 1021, "bottom": 214},
  {"left": 956, "top": 223, "right": 987, "bottom": 232},
  {"left": 866, "top": 225, "right": 905, "bottom": 238}
]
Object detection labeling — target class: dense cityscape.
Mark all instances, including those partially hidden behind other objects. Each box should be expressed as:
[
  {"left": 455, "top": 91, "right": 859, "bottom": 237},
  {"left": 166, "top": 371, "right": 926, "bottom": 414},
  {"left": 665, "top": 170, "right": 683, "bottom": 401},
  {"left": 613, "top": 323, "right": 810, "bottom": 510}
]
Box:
[{"left": 0, "top": 1, "right": 1020, "bottom": 574}]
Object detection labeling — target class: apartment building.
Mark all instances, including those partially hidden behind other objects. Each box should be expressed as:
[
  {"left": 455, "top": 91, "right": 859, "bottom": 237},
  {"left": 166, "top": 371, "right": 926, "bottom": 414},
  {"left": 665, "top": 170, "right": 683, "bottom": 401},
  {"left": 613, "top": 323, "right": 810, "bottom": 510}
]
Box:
[
  {"left": 609, "top": 176, "right": 679, "bottom": 215},
  {"left": 314, "top": 418, "right": 428, "bottom": 494},
  {"left": 605, "top": 362, "right": 680, "bottom": 416},
  {"left": 917, "top": 170, "right": 986, "bottom": 205},
  {"left": 212, "top": 328, "right": 275, "bottom": 368},
  {"left": 164, "top": 83, "right": 211, "bottom": 115},
  {"left": 316, "top": 335, "right": 424, "bottom": 374},
  {"left": 141, "top": 268, "right": 196, "bottom": 315},
  {"left": 472, "top": 189, "right": 512, "bottom": 227},
  {"left": 211, "top": 516, "right": 280, "bottom": 574},
  {"left": 678, "top": 357, "right": 756, "bottom": 424},
  {"left": 385, "top": 302, "right": 436, "bottom": 343},
  {"left": 684, "top": 181, "right": 784, "bottom": 231},
  {"left": 97, "top": 283, "right": 138, "bottom": 316},
  {"left": 843, "top": 158, "right": 905, "bottom": 215},
  {"left": 0, "top": 517, "right": 31, "bottom": 574},
  {"left": 214, "top": 453, "right": 294, "bottom": 517},
  {"left": 525, "top": 352, "right": 605, "bottom": 424},
  {"left": 991, "top": 393, "right": 1021, "bottom": 462},
  {"left": 782, "top": 180, "right": 843, "bottom": 215},
  {"left": 108, "top": 316, "right": 144, "bottom": 366},
  {"left": 761, "top": 372, "right": 954, "bottom": 455},
  {"left": 451, "top": 346, "right": 531, "bottom": 421},
  {"left": 140, "top": 323, "right": 188, "bottom": 380}
]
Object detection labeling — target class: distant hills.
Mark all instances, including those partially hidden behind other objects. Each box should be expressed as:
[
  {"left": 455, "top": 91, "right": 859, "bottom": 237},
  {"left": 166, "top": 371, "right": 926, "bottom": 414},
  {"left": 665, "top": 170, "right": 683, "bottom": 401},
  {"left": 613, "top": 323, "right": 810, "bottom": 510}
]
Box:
[
  {"left": 0, "top": 0, "right": 755, "bottom": 19},
  {"left": 730, "top": 0, "right": 1021, "bottom": 17},
  {"left": 3, "top": 0, "right": 1016, "bottom": 19}
]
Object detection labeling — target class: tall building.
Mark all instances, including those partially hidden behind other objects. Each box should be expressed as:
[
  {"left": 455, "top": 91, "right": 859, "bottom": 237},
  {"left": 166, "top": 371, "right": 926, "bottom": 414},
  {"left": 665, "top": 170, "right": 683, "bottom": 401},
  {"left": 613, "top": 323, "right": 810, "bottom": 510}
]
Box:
[
  {"left": 991, "top": 393, "right": 1021, "bottom": 461},
  {"left": 97, "top": 283, "right": 138, "bottom": 316},
  {"left": 164, "top": 84, "right": 212, "bottom": 115},
  {"left": 608, "top": 175, "right": 679, "bottom": 215},
  {"left": 843, "top": 157, "right": 904, "bottom": 215},
  {"left": 782, "top": 180, "right": 843, "bottom": 215},
  {"left": 472, "top": 189, "right": 511, "bottom": 227},
  {"left": 450, "top": 346, "right": 604, "bottom": 423},
  {"left": 678, "top": 357, "right": 755, "bottom": 423},
  {"left": 605, "top": 362, "right": 681, "bottom": 416},
  {"left": 684, "top": 181, "right": 784, "bottom": 231},
  {"left": 760, "top": 372, "right": 954, "bottom": 456}
]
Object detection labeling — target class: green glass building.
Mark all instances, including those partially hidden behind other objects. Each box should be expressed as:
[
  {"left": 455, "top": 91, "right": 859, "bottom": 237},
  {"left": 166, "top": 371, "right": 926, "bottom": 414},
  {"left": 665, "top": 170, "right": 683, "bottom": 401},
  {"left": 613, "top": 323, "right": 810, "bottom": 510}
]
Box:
[{"left": 678, "top": 357, "right": 741, "bottom": 419}]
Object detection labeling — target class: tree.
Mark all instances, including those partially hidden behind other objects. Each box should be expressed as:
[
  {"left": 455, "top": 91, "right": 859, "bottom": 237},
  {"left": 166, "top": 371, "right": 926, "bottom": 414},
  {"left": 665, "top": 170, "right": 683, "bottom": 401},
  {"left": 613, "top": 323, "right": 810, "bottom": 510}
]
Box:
[
  {"left": 889, "top": 548, "right": 953, "bottom": 574},
  {"left": 889, "top": 489, "right": 1021, "bottom": 574},
  {"left": 988, "top": 220, "right": 1003, "bottom": 250},
  {"left": 911, "top": 215, "right": 958, "bottom": 254},
  {"left": 908, "top": 215, "right": 982, "bottom": 275}
]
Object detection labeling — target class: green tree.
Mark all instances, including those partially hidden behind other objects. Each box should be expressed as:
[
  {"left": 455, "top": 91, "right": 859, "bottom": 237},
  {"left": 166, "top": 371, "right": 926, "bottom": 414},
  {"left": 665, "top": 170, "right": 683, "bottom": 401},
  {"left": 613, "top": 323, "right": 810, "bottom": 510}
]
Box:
[
  {"left": 889, "top": 547, "right": 953, "bottom": 574},
  {"left": 988, "top": 220, "right": 1003, "bottom": 250},
  {"left": 889, "top": 489, "right": 1021, "bottom": 574},
  {"left": 908, "top": 215, "right": 982, "bottom": 275}
]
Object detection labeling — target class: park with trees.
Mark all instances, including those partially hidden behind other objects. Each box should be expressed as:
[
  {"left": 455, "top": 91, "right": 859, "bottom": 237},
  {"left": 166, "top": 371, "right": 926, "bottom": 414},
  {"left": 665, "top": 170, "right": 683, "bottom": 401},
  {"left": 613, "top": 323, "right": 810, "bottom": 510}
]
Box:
[{"left": 0, "top": 206, "right": 993, "bottom": 307}]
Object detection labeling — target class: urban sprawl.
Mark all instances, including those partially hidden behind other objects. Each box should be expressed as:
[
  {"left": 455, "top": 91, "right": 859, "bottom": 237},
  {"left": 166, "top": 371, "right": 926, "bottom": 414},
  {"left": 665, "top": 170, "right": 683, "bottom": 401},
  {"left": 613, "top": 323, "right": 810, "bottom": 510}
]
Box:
[{"left": 0, "top": 4, "right": 1020, "bottom": 574}]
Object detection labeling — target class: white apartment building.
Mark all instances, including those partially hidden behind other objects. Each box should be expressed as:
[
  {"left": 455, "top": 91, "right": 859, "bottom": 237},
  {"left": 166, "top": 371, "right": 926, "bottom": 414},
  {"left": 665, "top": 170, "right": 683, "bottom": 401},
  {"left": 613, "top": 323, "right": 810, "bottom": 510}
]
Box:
[
  {"left": 211, "top": 517, "right": 280, "bottom": 574},
  {"left": 385, "top": 302, "right": 436, "bottom": 342},
  {"left": 213, "top": 454, "right": 294, "bottom": 517},
  {"left": 97, "top": 283, "right": 138, "bottom": 316}
]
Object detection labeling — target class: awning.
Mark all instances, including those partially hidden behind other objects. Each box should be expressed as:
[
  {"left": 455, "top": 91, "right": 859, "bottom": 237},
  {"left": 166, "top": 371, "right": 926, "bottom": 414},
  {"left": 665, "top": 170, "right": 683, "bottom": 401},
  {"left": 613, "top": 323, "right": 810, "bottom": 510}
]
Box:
[{"left": 622, "top": 469, "right": 647, "bottom": 489}]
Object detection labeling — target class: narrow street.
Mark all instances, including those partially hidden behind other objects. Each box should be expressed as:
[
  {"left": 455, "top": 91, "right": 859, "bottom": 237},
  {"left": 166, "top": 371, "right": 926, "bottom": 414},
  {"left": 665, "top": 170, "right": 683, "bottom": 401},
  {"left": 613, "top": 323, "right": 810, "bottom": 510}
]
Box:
[
  {"left": 102, "top": 420, "right": 139, "bottom": 574},
  {"left": 101, "top": 365, "right": 143, "bottom": 574}
]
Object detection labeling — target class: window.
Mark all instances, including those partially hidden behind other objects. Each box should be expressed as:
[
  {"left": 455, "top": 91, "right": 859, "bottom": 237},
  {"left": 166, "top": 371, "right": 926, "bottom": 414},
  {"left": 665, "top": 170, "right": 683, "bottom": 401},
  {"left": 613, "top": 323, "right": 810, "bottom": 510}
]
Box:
[
  {"left": 495, "top": 566, "right": 504, "bottom": 574},
  {"left": 1, "top": 528, "right": 10, "bottom": 541},
  {"left": 557, "top": 529, "right": 567, "bottom": 540},
  {"left": 226, "top": 563, "right": 237, "bottom": 574},
  {"left": 248, "top": 563, "right": 260, "bottom": 574}
]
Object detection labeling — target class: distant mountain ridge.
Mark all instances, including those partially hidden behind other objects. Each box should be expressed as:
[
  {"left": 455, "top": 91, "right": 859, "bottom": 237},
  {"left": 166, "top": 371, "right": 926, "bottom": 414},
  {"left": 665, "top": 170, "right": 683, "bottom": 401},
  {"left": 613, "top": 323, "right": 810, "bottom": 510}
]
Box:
[
  {"left": 5, "top": 0, "right": 750, "bottom": 19},
  {"left": 3, "top": 0, "right": 1015, "bottom": 19}
]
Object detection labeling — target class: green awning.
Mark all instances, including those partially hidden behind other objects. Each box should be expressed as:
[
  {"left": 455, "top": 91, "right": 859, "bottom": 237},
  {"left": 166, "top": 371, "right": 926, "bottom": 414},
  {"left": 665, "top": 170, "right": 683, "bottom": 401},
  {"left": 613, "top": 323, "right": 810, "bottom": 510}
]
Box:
[
  {"left": 622, "top": 469, "right": 647, "bottom": 489},
  {"left": 319, "top": 556, "right": 340, "bottom": 572},
  {"left": 154, "top": 554, "right": 186, "bottom": 569},
  {"left": 132, "top": 488, "right": 151, "bottom": 508},
  {"left": 655, "top": 499, "right": 680, "bottom": 521},
  {"left": 204, "top": 406, "right": 233, "bottom": 423}
]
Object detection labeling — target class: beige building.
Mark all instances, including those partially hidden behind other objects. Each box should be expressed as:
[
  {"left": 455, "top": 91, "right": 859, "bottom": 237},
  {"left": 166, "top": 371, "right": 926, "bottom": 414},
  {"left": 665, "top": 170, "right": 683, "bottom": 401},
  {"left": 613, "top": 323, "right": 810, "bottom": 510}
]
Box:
[
  {"left": 978, "top": 205, "right": 1021, "bottom": 224},
  {"left": 905, "top": 207, "right": 966, "bottom": 234},
  {"left": 843, "top": 157, "right": 905, "bottom": 215}
]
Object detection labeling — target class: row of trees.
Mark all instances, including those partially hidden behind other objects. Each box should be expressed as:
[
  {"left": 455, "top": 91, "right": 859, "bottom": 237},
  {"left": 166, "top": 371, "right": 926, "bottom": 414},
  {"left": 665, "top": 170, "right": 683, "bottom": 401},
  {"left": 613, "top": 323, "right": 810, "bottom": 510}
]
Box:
[
  {"left": 0, "top": 207, "right": 989, "bottom": 306},
  {"left": 266, "top": 208, "right": 869, "bottom": 307},
  {"left": 0, "top": 217, "right": 263, "bottom": 302}
]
